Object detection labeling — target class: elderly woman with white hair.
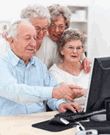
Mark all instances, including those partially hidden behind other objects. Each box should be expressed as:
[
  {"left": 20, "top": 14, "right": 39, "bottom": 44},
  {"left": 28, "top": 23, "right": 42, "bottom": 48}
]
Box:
[{"left": 49, "top": 29, "right": 90, "bottom": 106}]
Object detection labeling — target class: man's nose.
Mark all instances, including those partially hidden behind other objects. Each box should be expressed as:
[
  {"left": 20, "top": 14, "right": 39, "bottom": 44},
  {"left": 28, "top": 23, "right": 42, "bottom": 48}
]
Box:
[{"left": 30, "top": 38, "right": 36, "bottom": 47}]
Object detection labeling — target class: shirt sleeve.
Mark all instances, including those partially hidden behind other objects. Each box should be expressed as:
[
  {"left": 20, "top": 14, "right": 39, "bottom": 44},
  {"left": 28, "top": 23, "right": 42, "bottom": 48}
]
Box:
[{"left": 0, "top": 60, "right": 58, "bottom": 104}]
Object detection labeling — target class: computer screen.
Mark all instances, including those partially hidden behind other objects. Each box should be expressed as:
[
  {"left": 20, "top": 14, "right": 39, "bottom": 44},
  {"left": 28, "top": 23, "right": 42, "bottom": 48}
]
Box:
[{"left": 84, "top": 57, "right": 110, "bottom": 113}]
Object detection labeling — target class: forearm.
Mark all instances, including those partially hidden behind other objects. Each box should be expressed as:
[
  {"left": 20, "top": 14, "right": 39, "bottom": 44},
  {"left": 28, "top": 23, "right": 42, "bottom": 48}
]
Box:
[{"left": 0, "top": 82, "right": 53, "bottom": 104}]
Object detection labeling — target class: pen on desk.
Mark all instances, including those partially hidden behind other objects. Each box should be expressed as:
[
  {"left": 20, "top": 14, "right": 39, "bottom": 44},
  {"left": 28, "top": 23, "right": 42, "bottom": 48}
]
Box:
[{"left": 77, "top": 122, "right": 85, "bottom": 131}]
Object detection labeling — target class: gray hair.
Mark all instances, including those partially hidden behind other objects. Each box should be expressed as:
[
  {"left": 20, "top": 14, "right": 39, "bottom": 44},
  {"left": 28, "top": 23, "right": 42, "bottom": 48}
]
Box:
[
  {"left": 47, "top": 4, "right": 72, "bottom": 28},
  {"left": 20, "top": 5, "right": 51, "bottom": 25},
  {"left": 7, "top": 19, "right": 30, "bottom": 40},
  {"left": 57, "top": 28, "right": 86, "bottom": 59}
]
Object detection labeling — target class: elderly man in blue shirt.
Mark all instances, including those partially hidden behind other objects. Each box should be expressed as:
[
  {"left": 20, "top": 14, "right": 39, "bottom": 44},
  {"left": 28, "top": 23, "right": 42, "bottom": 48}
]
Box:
[{"left": 0, "top": 20, "right": 85, "bottom": 116}]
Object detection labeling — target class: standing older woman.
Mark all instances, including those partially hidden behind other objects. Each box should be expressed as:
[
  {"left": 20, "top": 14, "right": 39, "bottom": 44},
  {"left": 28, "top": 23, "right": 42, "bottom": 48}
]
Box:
[
  {"left": 49, "top": 29, "right": 90, "bottom": 106},
  {"left": 47, "top": 4, "right": 71, "bottom": 42}
]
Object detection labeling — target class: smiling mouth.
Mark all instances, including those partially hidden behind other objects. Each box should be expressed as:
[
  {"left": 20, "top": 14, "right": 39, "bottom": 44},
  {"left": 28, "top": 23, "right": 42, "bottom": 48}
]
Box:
[{"left": 53, "top": 34, "right": 60, "bottom": 38}]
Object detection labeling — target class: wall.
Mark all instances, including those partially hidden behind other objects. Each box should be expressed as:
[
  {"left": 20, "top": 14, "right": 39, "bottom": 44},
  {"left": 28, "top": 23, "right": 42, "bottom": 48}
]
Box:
[
  {"left": 0, "top": 0, "right": 91, "bottom": 22},
  {"left": 0, "top": 0, "right": 38, "bottom": 22},
  {"left": 35, "top": 0, "right": 91, "bottom": 6},
  {"left": 88, "top": 0, "right": 110, "bottom": 60}
]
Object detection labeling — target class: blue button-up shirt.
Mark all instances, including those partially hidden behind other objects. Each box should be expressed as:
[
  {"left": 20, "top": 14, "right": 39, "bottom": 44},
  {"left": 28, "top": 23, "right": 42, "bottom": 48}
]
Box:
[{"left": 0, "top": 49, "right": 65, "bottom": 117}]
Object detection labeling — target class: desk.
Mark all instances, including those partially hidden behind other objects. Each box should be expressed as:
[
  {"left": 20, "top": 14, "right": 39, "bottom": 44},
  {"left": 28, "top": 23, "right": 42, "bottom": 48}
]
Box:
[{"left": 0, "top": 111, "right": 76, "bottom": 135}]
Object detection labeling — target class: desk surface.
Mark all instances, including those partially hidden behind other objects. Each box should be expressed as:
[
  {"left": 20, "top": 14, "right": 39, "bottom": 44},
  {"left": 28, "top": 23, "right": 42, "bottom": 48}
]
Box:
[{"left": 0, "top": 111, "right": 76, "bottom": 135}]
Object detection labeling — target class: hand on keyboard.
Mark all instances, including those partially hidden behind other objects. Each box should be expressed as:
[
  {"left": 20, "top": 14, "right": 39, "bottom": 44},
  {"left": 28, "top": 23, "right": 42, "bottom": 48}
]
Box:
[
  {"left": 55, "top": 109, "right": 85, "bottom": 121},
  {"left": 58, "top": 102, "right": 82, "bottom": 113}
]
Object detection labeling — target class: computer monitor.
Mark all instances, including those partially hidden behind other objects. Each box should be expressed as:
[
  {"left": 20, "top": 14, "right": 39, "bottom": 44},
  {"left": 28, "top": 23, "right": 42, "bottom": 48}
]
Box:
[{"left": 84, "top": 57, "right": 110, "bottom": 113}]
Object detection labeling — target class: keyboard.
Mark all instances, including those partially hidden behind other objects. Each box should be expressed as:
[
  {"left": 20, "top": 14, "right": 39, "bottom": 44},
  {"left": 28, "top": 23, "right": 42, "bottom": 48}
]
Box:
[{"left": 55, "top": 109, "right": 106, "bottom": 122}]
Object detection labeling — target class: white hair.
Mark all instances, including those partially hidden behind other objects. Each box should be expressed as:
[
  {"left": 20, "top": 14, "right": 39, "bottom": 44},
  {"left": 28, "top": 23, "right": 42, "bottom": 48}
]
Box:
[
  {"left": 20, "top": 4, "right": 51, "bottom": 25},
  {"left": 7, "top": 19, "right": 30, "bottom": 40},
  {"left": 47, "top": 4, "right": 72, "bottom": 28}
]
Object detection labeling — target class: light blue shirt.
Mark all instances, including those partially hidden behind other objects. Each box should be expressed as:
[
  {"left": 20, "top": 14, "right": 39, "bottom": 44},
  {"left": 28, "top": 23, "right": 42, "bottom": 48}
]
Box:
[{"left": 0, "top": 49, "right": 66, "bottom": 117}]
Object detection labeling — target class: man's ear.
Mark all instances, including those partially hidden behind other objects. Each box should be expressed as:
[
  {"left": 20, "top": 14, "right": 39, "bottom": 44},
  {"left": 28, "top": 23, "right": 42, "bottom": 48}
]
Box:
[
  {"left": 8, "top": 37, "right": 15, "bottom": 49},
  {"left": 8, "top": 37, "right": 14, "bottom": 44}
]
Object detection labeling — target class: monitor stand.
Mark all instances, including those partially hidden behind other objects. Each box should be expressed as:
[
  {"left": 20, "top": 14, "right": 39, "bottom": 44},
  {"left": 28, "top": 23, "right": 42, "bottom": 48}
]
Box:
[{"left": 90, "top": 98, "right": 110, "bottom": 122}]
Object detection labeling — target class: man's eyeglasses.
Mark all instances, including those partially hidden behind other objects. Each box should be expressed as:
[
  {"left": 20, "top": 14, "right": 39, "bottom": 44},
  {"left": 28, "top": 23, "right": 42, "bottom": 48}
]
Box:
[
  {"left": 50, "top": 24, "right": 66, "bottom": 30},
  {"left": 35, "top": 26, "right": 48, "bottom": 33}
]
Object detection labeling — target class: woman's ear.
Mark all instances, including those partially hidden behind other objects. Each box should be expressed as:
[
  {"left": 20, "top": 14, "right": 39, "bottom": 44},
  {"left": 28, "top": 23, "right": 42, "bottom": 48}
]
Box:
[
  {"left": 60, "top": 50, "right": 64, "bottom": 55},
  {"left": 59, "top": 47, "right": 64, "bottom": 55}
]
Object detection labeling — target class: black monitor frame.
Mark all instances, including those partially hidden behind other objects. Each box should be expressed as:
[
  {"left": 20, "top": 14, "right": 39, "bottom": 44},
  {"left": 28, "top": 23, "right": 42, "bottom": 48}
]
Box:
[{"left": 84, "top": 57, "right": 110, "bottom": 113}]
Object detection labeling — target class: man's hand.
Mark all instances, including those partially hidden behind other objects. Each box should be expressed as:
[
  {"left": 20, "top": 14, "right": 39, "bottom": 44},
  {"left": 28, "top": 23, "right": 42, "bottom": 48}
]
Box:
[
  {"left": 52, "top": 83, "right": 84, "bottom": 102},
  {"left": 58, "top": 102, "right": 82, "bottom": 113},
  {"left": 81, "top": 58, "right": 91, "bottom": 73}
]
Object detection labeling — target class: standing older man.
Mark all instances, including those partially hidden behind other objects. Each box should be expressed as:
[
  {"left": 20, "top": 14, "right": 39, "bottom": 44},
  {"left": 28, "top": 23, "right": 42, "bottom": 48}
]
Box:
[{"left": 0, "top": 20, "right": 85, "bottom": 116}]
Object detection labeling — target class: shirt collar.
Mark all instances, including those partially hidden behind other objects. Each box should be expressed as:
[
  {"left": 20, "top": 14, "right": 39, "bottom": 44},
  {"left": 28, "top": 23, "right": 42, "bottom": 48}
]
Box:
[{"left": 8, "top": 49, "right": 36, "bottom": 67}]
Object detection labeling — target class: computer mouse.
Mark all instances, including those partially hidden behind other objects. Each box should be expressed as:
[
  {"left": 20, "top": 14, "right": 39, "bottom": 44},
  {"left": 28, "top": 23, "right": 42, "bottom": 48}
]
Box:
[{"left": 49, "top": 117, "right": 70, "bottom": 125}]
